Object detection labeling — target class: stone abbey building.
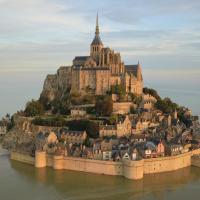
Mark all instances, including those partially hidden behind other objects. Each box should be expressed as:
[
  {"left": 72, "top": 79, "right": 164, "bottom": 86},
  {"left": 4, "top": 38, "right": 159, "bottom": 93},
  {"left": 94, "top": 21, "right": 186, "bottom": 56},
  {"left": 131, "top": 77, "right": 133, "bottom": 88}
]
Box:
[
  {"left": 41, "top": 14, "right": 143, "bottom": 102},
  {"left": 71, "top": 14, "right": 143, "bottom": 95}
]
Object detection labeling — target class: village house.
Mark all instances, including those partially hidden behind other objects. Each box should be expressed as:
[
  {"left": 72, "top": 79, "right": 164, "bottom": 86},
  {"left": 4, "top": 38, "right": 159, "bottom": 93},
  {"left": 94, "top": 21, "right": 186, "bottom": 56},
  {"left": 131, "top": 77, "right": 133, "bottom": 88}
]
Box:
[
  {"left": 140, "top": 141, "right": 158, "bottom": 158},
  {"left": 132, "top": 119, "right": 149, "bottom": 133},
  {"left": 70, "top": 108, "right": 87, "bottom": 117},
  {"left": 130, "top": 134, "right": 147, "bottom": 144},
  {"left": 46, "top": 131, "right": 58, "bottom": 144},
  {"left": 99, "top": 115, "right": 132, "bottom": 137},
  {"left": 155, "top": 140, "right": 165, "bottom": 157},
  {"left": 122, "top": 152, "right": 130, "bottom": 160},
  {"left": 165, "top": 144, "right": 183, "bottom": 156},
  {"left": 143, "top": 94, "right": 157, "bottom": 110},
  {"left": 100, "top": 139, "right": 113, "bottom": 151},
  {"left": 130, "top": 148, "right": 139, "bottom": 160},
  {"left": 35, "top": 131, "right": 58, "bottom": 151},
  {"left": 60, "top": 129, "right": 87, "bottom": 144},
  {"left": 102, "top": 151, "right": 112, "bottom": 160}
]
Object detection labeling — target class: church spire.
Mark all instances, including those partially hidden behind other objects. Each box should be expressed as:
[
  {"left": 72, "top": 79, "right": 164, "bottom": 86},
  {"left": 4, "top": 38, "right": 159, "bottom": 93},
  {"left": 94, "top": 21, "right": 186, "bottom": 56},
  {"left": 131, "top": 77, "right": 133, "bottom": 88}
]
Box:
[{"left": 95, "top": 12, "right": 100, "bottom": 36}]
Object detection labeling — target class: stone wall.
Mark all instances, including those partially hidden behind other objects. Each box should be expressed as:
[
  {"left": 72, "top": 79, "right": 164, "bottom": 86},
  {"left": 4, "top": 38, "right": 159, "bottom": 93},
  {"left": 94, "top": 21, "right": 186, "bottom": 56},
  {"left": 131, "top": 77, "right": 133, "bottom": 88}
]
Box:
[
  {"left": 10, "top": 151, "right": 34, "bottom": 165},
  {"left": 123, "top": 159, "right": 144, "bottom": 180},
  {"left": 113, "top": 102, "right": 133, "bottom": 114},
  {"left": 14, "top": 115, "right": 61, "bottom": 134},
  {"left": 144, "top": 153, "right": 191, "bottom": 174},
  {"left": 10, "top": 149, "right": 200, "bottom": 180}
]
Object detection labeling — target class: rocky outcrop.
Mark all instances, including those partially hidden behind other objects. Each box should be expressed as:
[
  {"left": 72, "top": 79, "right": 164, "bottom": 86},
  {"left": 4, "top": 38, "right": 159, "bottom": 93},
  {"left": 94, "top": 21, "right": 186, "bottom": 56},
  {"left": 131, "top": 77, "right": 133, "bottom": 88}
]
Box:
[
  {"left": 40, "top": 66, "right": 72, "bottom": 102},
  {"left": 2, "top": 115, "right": 61, "bottom": 151}
]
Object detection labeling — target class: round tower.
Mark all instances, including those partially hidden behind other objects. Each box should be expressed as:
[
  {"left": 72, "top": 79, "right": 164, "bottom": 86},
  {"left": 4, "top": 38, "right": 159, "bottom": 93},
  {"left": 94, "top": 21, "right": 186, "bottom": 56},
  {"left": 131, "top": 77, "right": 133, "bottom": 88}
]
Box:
[
  {"left": 35, "top": 151, "right": 47, "bottom": 168},
  {"left": 53, "top": 155, "right": 64, "bottom": 170},
  {"left": 123, "top": 159, "right": 144, "bottom": 180}
]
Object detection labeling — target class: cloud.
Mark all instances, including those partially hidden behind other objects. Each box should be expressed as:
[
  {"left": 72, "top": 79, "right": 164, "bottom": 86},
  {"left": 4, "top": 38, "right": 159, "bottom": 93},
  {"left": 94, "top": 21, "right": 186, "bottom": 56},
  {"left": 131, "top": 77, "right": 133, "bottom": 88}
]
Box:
[{"left": 0, "top": 0, "right": 200, "bottom": 73}]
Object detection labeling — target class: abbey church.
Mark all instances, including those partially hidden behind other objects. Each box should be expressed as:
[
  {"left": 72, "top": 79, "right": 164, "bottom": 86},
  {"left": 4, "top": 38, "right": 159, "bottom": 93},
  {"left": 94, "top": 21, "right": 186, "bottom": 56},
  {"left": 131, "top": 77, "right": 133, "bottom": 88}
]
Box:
[
  {"left": 41, "top": 14, "right": 143, "bottom": 103},
  {"left": 71, "top": 14, "right": 143, "bottom": 95}
]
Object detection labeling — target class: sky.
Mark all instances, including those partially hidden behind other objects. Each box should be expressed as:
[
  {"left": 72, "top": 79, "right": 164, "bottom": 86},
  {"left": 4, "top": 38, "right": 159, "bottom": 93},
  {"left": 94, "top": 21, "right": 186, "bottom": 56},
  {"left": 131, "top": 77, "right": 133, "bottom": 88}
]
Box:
[
  {"left": 0, "top": 0, "right": 200, "bottom": 73},
  {"left": 0, "top": 0, "right": 200, "bottom": 117}
]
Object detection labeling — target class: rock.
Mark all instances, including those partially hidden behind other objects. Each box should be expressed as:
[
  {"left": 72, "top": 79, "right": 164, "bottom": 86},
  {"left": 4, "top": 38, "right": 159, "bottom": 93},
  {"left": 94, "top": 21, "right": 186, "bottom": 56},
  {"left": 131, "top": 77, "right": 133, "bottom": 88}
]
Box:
[{"left": 40, "top": 66, "right": 72, "bottom": 103}]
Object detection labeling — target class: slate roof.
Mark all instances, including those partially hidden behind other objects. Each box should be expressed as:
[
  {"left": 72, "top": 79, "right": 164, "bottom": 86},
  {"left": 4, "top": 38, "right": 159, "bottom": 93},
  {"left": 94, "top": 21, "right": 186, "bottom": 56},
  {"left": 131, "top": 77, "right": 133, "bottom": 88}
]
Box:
[
  {"left": 61, "top": 130, "right": 86, "bottom": 136},
  {"left": 91, "top": 35, "right": 103, "bottom": 45},
  {"left": 73, "top": 56, "right": 90, "bottom": 68},
  {"left": 145, "top": 141, "right": 156, "bottom": 150},
  {"left": 125, "top": 65, "right": 138, "bottom": 77},
  {"left": 99, "top": 124, "right": 116, "bottom": 130},
  {"left": 73, "top": 56, "right": 90, "bottom": 61}
]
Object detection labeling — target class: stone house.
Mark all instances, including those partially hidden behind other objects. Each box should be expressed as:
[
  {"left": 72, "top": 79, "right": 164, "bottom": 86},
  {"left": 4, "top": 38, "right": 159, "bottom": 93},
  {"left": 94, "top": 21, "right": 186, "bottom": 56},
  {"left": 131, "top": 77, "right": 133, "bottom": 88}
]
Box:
[
  {"left": 102, "top": 151, "right": 112, "bottom": 160},
  {"left": 99, "top": 115, "right": 132, "bottom": 138},
  {"left": 132, "top": 120, "right": 149, "bottom": 133},
  {"left": 155, "top": 141, "right": 165, "bottom": 157},
  {"left": 113, "top": 102, "right": 134, "bottom": 114},
  {"left": 35, "top": 131, "right": 58, "bottom": 151},
  {"left": 99, "top": 125, "right": 117, "bottom": 137},
  {"left": 165, "top": 144, "right": 183, "bottom": 156},
  {"left": 70, "top": 108, "right": 86, "bottom": 117},
  {"left": 122, "top": 152, "right": 130, "bottom": 160},
  {"left": 143, "top": 94, "right": 157, "bottom": 110},
  {"left": 130, "top": 134, "right": 147, "bottom": 144},
  {"left": 130, "top": 148, "right": 139, "bottom": 161},
  {"left": 141, "top": 141, "right": 158, "bottom": 158},
  {"left": 60, "top": 129, "right": 87, "bottom": 145},
  {"left": 46, "top": 131, "right": 58, "bottom": 144},
  {"left": 101, "top": 139, "right": 113, "bottom": 151}
]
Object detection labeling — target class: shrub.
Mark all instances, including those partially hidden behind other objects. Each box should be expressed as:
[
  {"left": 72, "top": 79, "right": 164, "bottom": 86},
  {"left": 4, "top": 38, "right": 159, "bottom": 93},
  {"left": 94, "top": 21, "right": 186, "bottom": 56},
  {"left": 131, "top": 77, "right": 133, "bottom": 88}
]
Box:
[
  {"left": 95, "top": 96, "right": 113, "bottom": 116},
  {"left": 143, "top": 87, "right": 161, "bottom": 100},
  {"left": 24, "top": 100, "right": 44, "bottom": 117},
  {"left": 155, "top": 98, "right": 178, "bottom": 114}
]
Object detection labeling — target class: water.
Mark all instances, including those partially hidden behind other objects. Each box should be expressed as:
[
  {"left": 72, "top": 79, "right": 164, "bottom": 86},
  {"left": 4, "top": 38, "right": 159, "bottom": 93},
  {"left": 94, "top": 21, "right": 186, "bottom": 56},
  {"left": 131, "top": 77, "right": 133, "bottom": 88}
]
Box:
[
  {"left": 0, "top": 69, "right": 200, "bottom": 199},
  {"left": 1, "top": 149, "right": 200, "bottom": 200}
]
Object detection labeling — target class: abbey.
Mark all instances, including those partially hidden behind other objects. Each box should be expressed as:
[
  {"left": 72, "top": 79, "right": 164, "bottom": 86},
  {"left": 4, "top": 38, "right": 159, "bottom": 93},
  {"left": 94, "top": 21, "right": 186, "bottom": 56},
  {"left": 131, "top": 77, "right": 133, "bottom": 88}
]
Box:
[
  {"left": 71, "top": 14, "right": 143, "bottom": 96},
  {"left": 40, "top": 14, "right": 143, "bottom": 102}
]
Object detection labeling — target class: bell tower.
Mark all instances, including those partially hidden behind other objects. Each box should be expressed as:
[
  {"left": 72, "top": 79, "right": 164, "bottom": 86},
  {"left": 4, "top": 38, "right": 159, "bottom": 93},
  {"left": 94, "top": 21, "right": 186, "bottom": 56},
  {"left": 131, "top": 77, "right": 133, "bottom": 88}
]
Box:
[{"left": 90, "top": 13, "right": 103, "bottom": 65}]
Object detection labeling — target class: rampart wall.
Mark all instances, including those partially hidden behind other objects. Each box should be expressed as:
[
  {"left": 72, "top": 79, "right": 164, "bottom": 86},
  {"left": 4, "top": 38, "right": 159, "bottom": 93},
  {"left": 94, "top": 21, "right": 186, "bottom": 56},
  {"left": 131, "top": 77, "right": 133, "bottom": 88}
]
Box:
[
  {"left": 10, "top": 151, "right": 34, "bottom": 165},
  {"left": 10, "top": 148, "right": 200, "bottom": 180},
  {"left": 113, "top": 102, "right": 134, "bottom": 114}
]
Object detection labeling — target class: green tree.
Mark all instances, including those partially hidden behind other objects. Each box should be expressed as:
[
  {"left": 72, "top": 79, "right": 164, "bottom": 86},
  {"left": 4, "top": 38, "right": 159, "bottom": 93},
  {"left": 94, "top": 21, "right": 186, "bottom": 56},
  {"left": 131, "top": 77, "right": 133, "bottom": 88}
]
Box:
[
  {"left": 110, "top": 84, "right": 126, "bottom": 101},
  {"left": 155, "top": 98, "right": 178, "bottom": 114},
  {"left": 66, "top": 119, "right": 99, "bottom": 138},
  {"left": 143, "top": 87, "right": 161, "bottom": 100},
  {"left": 83, "top": 135, "right": 91, "bottom": 147},
  {"left": 130, "top": 106, "right": 137, "bottom": 114},
  {"left": 51, "top": 100, "right": 70, "bottom": 115},
  {"left": 109, "top": 114, "right": 118, "bottom": 125},
  {"left": 24, "top": 100, "right": 44, "bottom": 117},
  {"left": 95, "top": 96, "right": 113, "bottom": 116}
]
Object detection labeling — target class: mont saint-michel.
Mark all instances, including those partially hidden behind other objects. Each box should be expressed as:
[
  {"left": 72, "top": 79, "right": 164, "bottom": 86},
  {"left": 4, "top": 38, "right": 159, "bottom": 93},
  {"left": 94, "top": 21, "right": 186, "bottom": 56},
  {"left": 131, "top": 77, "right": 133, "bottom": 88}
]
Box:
[{"left": 1, "top": 14, "right": 200, "bottom": 182}]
